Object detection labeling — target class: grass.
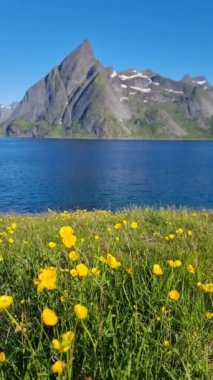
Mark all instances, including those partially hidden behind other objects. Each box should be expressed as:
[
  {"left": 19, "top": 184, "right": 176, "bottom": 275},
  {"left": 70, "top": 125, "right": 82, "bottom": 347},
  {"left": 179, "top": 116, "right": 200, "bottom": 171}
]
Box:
[{"left": 0, "top": 208, "right": 212, "bottom": 379}]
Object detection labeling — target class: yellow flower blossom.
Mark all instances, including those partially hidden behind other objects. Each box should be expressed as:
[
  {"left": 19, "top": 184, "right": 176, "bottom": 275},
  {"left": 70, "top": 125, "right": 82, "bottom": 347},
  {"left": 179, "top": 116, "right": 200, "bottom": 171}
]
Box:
[
  {"left": 52, "top": 339, "right": 61, "bottom": 350},
  {"left": 99, "top": 255, "right": 107, "bottom": 263},
  {"left": 91, "top": 267, "right": 101, "bottom": 276},
  {"left": 168, "top": 234, "right": 175, "bottom": 240},
  {"left": 62, "top": 234, "right": 77, "bottom": 248},
  {"left": 123, "top": 219, "right": 128, "bottom": 225},
  {"left": 187, "top": 230, "right": 192, "bottom": 236},
  {"left": 70, "top": 269, "right": 78, "bottom": 277},
  {"left": 76, "top": 263, "right": 89, "bottom": 277},
  {"left": 8, "top": 238, "right": 14, "bottom": 244},
  {"left": 48, "top": 241, "right": 57, "bottom": 248},
  {"left": 204, "top": 311, "right": 213, "bottom": 319},
  {"left": 94, "top": 235, "right": 99, "bottom": 240},
  {"left": 0, "top": 351, "right": 6, "bottom": 363},
  {"left": 164, "top": 236, "right": 169, "bottom": 241},
  {"left": 52, "top": 331, "right": 75, "bottom": 353},
  {"left": 11, "top": 223, "right": 17, "bottom": 230},
  {"left": 152, "top": 264, "right": 163, "bottom": 275},
  {"left": 163, "top": 340, "right": 170, "bottom": 347},
  {"left": 0, "top": 295, "right": 13, "bottom": 309},
  {"left": 106, "top": 253, "right": 121, "bottom": 269},
  {"left": 59, "top": 226, "right": 74, "bottom": 238},
  {"left": 41, "top": 308, "right": 58, "bottom": 326},
  {"left": 34, "top": 267, "right": 57, "bottom": 292},
  {"left": 201, "top": 283, "right": 213, "bottom": 293},
  {"left": 74, "top": 304, "right": 88, "bottom": 319},
  {"left": 176, "top": 228, "right": 184, "bottom": 234},
  {"left": 114, "top": 223, "right": 122, "bottom": 229},
  {"left": 167, "top": 259, "right": 182, "bottom": 268},
  {"left": 168, "top": 290, "right": 180, "bottom": 301},
  {"left": 68, "top": 250, "right": 79, "bottom": 261},
  {"left": 187, "top": 264, "right": 195, "bottom": 274},
  {"left": 131, "top": 222, "right": 138, "bottom": 229},
  {"left": 51, "top": 360, "right": 66, "bottom": 374}
]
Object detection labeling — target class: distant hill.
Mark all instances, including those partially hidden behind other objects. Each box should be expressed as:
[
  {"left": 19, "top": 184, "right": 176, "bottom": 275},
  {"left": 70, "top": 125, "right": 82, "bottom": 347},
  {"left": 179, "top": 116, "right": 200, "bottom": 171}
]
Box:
[{"left": 1, "top": 39, "right": 213, "bottom": 139}]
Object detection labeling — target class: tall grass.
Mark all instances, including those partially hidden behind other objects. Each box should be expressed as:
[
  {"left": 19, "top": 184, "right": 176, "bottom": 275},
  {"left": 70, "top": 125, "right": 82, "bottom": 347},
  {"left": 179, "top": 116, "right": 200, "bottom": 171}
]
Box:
[{"left": 0, "top": 208, "right": 212, "bottom": 379}]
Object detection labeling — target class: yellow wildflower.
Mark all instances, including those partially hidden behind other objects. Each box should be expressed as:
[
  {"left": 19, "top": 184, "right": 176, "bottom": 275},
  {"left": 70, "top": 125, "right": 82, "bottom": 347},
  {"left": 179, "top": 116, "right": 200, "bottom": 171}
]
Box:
[
  {"left": 41, "top": 308, "right": 58, "bottom": 326},
  {"left": 52, "top": 339, "right": 61, "bottom": 350},
  {"left": 91, "top": 267, "right": 101, "bottom": 276},
  {"left": 62, "top": 234, "right": 77, "bottom": 248},
  {"left": 201, "top": 283, "right": 213, "bottom": 293},
  {"left": 152, "top": 264, "right": 163, "bottom": 275},
  {"left": 176, "top": 228, "right": 184, "bottom": 234},
  {"left": 76, "top": 263, "right": 89, "bottom": 277},
  {"left": 204, "top": 311, "right": 213, "bottom": 319},
  {"left": 187, "top": 264, "right": 195, "bottom": 274},
  {"left": 106, "top": 253, "right": 121, "bottom": 269},
  {"left": 168, "top": 234, "right": 175, "bottom": 240},
  {"left": 48, "top": 241, "right": 57, "bottom": 248},
  {"left": 114, "top": 223, "right": 122, "bottom": 229},
  {"left": 70, "top": 269, "right": 78, "bottom": 277},
  {"left": 0, "top": 352, "right": 6, "bottom": 363},
  {"left": 52, "top": 331, "right": 75, "bottom": 353},
  {"left": 94, "top": 235, "right": 99, "bottom": 240},
  {"left": 99, "top": 255, "right": 107, "bottom": 263},
  {"left": 187, "top": 230, "right": 192, "bottom": 236},
  {"left": 0, "top": 295, "right": 13, "bottom": 309},
  {"left": 68, "top": 250, "right": 79, "bottom": 261},
  {"left": 164, "top": 236, "right": 169, "bottom": 241},
  {"left": 11, "top": 223, "right": 17, "bottom": 230},
  {"left": 168, "top": 290, "right": 180, "bottom": 301},
  {"left": 59, "top": 226, "right": 74, "bottom": 238},
  {"left": 123, "top": 219, "right": 128, "bottom": 225},
  {"left": 163, "top": 340, "right": 170, "bottom": 347},
  {"left": 131, "top": 222, "right": 138, "bottom": 229},
  {"left": 74, "top": 304, "right": 88, "bottom": 319},
  {"left": 34, "top": 267, "right": 57, "bottom": 292},
  {"left": 51, "top": 360, "right": 66, "bottom": 374},
  {"left": 167, "top": 259, "right": 182, "bottom": 268},
  {"left": 8, "top": 238, "right": 14, "bottom": 244},
  {"left": 115, "top": 237, "right": 120, "bottom": 241}
]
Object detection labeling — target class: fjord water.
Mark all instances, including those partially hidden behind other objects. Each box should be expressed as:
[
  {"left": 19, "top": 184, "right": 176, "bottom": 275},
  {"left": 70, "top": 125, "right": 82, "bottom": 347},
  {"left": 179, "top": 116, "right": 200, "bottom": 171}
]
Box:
[{"left": 0, "top": 138, "right": 212, "bottom": 213}]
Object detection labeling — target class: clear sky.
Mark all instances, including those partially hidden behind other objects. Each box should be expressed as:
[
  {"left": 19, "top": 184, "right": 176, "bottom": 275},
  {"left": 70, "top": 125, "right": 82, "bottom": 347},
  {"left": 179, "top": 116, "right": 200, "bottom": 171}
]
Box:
[{"left": 0, "top": 0, "right": 213, "bottom": 104}]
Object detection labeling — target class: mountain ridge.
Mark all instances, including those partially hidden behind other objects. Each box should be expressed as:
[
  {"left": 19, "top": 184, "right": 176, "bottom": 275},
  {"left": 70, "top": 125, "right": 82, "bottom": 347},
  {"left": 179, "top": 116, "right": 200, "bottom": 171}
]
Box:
[{"left": 1, "top": 39, "right": 213, "bottom": 139}]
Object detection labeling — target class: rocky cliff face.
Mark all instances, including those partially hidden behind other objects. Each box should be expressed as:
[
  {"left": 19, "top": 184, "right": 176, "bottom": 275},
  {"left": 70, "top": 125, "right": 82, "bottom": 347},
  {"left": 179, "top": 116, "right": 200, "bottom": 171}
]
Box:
[{"left": 1, "top": 40, "right": 213, "bottom": 138}]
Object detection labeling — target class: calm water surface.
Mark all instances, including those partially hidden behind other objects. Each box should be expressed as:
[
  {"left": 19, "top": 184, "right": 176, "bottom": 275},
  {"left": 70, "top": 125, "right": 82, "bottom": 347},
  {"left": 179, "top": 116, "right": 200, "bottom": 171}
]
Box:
[{"left": 0, "top": 138, "right": 212, "bottom": 212}]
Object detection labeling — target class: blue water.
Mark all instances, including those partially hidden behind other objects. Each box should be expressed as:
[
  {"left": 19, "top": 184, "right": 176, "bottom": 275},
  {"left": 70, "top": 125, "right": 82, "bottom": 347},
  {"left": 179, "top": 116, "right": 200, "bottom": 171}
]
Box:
[{"left": 0, "top": 138, "right": 212, "bottom": 212}]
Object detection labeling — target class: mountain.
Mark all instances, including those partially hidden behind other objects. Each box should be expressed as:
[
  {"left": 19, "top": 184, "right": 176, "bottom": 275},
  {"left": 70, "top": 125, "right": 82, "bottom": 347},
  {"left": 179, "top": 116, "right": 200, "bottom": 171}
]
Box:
[
  {"left": 1, "top": 39, "right": 213, "bottom": 139},
  {"left": 0, "top": 102, "right": 18, "bottom": 123}
]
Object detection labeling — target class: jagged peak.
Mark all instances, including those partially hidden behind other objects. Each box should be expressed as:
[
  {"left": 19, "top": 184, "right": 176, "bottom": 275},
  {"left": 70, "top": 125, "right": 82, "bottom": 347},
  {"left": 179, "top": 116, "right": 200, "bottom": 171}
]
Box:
[{"left": 59, "top": 39, "right": 95, "bottom": 68}]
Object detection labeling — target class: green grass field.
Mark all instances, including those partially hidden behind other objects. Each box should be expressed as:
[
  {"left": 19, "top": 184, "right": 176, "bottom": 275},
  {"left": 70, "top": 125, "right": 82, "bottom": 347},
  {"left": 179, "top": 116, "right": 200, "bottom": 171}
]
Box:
[{"left": 0, "top": 208, "right": 212, "bottom": 379}]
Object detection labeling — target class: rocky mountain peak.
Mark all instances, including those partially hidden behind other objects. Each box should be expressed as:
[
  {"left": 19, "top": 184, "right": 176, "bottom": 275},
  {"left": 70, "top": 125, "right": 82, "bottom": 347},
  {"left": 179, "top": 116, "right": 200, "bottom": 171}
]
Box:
[{"left": 1, "top": 40, "right": 213, "bottom": 139}]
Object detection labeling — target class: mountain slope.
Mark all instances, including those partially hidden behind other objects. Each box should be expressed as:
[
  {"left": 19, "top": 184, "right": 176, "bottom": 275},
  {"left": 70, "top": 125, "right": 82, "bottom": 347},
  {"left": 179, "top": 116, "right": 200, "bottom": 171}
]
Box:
[{"left": 1, "top": 40, "right": 213, "bottom": 139}]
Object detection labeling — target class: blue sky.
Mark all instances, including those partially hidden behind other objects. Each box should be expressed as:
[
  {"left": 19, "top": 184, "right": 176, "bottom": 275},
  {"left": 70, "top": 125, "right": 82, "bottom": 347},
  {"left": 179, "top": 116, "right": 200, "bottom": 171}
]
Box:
[{"left": 0, "top": 0, "right": 213, "bottom": 104}]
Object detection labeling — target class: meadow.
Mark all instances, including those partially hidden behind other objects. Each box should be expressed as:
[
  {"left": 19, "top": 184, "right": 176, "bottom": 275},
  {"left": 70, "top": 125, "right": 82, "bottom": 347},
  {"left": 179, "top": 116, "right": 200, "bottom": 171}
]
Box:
[{"left": 0, "top": 208, "right": 212, "bottom": 380}]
